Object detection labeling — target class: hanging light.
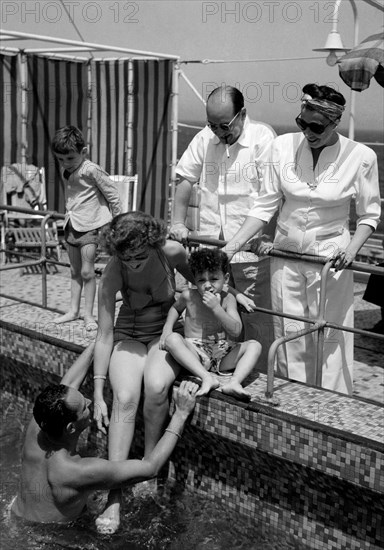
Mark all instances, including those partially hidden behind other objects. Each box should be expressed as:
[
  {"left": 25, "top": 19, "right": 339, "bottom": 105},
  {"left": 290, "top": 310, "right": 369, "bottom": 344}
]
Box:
[{"left": 313, "top": 30, "right": 350, "bottom": 66}]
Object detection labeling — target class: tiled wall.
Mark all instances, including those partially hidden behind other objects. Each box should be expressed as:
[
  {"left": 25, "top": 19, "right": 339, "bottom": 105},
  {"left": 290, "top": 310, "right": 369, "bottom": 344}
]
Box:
[{"left": 1, "top": 320, "right": 383, "bottom": 550}]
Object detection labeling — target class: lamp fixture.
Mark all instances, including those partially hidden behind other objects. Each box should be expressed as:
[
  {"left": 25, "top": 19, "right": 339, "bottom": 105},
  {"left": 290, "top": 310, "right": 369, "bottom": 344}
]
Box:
[{"left": 313, "top": 30, "right": 350, "bottom": 66}]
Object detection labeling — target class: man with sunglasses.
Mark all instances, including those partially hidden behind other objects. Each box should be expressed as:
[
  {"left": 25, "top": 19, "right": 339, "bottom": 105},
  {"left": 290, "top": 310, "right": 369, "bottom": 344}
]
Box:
[
  {"left": 222, "top": 83, "right": 381, "bottom": 395},
  {"left": 169, "top": 85, "right": 276, "bottom": 368}
]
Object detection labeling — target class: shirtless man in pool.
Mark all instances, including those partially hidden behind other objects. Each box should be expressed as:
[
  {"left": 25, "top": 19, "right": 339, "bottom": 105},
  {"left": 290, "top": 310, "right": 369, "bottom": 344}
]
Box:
[{"left": 11, "top": 343, "right": 198, "bottom": 524}]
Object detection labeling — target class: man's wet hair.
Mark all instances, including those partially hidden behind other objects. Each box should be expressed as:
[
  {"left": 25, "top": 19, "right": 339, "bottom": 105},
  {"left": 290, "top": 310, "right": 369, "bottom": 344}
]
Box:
[
  {"left": 33, "top": 384, "right": 77, "bottom": 439},
  {"left": 189, "top": 248, "right": 229, "bottom": 276}
]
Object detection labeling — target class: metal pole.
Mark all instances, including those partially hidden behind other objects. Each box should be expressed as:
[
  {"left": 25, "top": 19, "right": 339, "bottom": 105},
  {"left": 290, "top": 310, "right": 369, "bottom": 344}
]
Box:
[
  {"left": 170, "top": 62, "right": 180, "bottom": 225},
  {"left": 0, "top": 30, "right": 180, "bottom": 60},
  {"left": 347, "top": 0, "right": 359, "bottom": 140},
  {"left": 86, "top": 63, "right": 92, "bottom": 155},
  {"left": 18, "top": 52, "right": 27, "bottom": 165},
  {"left": 40, "top": 215, "right": 52, "bottom": 308},
  {"left": 315, "top": 261, "right": 333, "bottom": 386},
  {"left": 265, "top": 323, "right": 325, "bottom": 402},
  {"left": 179, "top": 69, "right": 206, "bottom": 106},
  {"left": 127, "top": 61, "right": 134, "bottom": 176}
]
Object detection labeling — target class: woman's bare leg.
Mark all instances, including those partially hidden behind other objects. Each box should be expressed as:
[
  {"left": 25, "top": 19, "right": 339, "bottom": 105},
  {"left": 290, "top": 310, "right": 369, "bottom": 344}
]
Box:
[
  {"left": 143, "top": 339, "right": 180, "bottom": 457},
  {"left": 96, "top": 340, "right": 146, "bottom": 534}
]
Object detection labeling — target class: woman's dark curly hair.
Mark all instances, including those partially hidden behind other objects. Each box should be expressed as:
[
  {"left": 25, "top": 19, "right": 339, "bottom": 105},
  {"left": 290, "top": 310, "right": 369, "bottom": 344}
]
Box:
[
  {"left": 302, "top": 83, "right": 346, "bottom": 107},
  {"left": 33, "top": 384, "right": 77, "bottom": 439},
  {"left": 100, "top": 211, "right": 167, "bottom": 258},
  {"left": 189, "top": 247, "right": 229, "bottom": 276}
]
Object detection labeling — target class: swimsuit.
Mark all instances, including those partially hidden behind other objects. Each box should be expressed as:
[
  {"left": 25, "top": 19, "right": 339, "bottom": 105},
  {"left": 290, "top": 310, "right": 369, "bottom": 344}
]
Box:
[
  {"left": 185, "top": 337, "right": 237, "bottom": 374},
  {"left": 114, "top": 247, "right": 182, "bottom": 345},
  {"left": 64, "top": 220, "right": 101, "bottom": 247}
]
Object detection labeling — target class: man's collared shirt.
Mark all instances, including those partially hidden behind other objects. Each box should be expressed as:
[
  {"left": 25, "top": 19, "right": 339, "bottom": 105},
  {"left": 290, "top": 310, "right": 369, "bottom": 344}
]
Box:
[{"left": 176, "top": 116, "right": 275, "bottom": 262}]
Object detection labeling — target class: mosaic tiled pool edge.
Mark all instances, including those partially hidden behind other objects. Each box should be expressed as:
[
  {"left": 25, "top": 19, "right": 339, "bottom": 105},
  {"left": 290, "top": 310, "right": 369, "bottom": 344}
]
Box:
[{"left": 0, "top": 320, "right": 383, "bottom": 549}]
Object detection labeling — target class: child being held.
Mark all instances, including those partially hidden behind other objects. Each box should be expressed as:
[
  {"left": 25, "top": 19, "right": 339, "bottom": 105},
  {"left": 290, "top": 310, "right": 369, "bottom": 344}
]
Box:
[
  {"left": 160, "top": 248, "right": 261, "bottom": 401},
  {"left": 52, "top": 125, "right": 122, "bottom": 329}
]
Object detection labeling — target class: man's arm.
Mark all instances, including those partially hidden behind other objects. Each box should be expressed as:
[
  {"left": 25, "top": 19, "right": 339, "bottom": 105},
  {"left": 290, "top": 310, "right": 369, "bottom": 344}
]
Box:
[
  {"left": 169, "top": 178, "right": 194, "bottom": 241},
  {"left": 222, "top": 216, "right": 267, "bottom": 261},
  {"left": 67, "top": 381, "right": 198, "bottom": 490},
  {"left": 61, "top": 343, "right": 95, "bottom": 389}
]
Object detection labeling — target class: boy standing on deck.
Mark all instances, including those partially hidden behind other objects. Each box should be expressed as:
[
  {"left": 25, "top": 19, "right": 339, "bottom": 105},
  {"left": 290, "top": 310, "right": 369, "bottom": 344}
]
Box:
[
  {"left": 52, "top": 126, "right": 122, "bottom": 329},
  {"left": 160, "top": 248, "right": 261, "bottom": 401}
]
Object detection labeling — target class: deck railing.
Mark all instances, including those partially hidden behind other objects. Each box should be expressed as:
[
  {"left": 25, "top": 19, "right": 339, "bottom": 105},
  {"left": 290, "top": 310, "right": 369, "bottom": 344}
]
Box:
[
  {"left": 0, "top": 204, "right": 104, "bottom": 309},
  {"left": 186, "top": 236, "right": 384, "bottom": 405},
  {"left": 1, "top": 205, "right": 383, "bottom": 404}
]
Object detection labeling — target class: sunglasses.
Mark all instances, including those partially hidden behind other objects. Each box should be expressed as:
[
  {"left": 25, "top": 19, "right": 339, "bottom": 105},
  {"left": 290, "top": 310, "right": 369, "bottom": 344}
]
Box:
[
  {"left": 207, "top": 109, "right": 242, "bottom": 132},
  {"left": 295, "top": 115, "right": 333, "bottom": 135}
]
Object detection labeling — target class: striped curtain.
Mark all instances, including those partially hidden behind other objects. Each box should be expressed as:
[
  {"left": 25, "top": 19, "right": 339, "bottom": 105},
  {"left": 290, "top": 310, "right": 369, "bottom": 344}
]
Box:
[
  {"left": 90, "top": 58, "right": 174, "bottom": 220},
  {"left": 132, "top": 60, "right": 173, "bottom": 219},
  {"left": 26, "top": 55, "right": 88, "bottom": 211},
  {"left": 4, "top": 55, "right": 174, "bottom": 218},
  {"left": 89, "top": 59, "right": 131, "bottom": 177},
  {"left": 0, "top": 53, "right": 21, "bottom": 169}
]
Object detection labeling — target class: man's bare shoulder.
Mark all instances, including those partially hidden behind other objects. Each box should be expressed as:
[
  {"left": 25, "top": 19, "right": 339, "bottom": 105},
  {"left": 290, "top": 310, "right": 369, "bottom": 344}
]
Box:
[
  {"left": 46, "top": 450, "right": 95, "bottom": 487},
  {"left": 22, "top": 418, "right": 44, "bottom": 457}
]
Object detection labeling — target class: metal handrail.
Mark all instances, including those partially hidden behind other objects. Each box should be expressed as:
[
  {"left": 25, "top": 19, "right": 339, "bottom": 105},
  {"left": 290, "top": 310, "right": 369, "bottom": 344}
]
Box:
[
  {"left": 0, "top": 204, "right": 66, "bottom": 307},
  {"left": 186, "top": 236, "right": 384, "bottom": 405}
]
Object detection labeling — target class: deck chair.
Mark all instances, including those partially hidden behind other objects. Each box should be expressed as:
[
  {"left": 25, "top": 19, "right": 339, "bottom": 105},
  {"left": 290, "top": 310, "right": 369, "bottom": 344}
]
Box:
[
  {"left": 0, "top": 164, "right": 61, "bottom": 267},
  {"left": 110, "top": 174, "right": 138, "bottom": 213}
]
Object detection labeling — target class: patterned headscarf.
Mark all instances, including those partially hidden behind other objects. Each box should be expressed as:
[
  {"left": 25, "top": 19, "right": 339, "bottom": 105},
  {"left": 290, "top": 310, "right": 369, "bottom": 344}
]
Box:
[{"left": 301, "top": 93, "right": 345, "bottom": 122}]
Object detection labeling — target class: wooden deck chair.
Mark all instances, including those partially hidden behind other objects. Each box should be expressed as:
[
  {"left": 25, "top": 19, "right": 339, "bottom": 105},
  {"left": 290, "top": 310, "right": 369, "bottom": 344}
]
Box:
[
  {"left": 0, "top": 164, "right": 61, "bottom": 266},
  {"left": 110, "top": 175, "right": 138, "bottom": 213}
]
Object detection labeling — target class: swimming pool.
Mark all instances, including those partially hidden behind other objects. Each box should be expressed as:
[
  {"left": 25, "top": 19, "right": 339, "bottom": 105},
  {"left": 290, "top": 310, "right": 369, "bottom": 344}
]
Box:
[
  {"left": 1, "top": 393, "right": 308, "bottom": 550},
  {"left": 0, "top": 319, "right": 383, "bottom": 549}
]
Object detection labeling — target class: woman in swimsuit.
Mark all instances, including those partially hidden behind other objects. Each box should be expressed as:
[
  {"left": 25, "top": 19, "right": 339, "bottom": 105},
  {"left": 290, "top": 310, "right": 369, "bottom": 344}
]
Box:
[{"left": 92, "top": 211, "right": 195, "bottom": 534}]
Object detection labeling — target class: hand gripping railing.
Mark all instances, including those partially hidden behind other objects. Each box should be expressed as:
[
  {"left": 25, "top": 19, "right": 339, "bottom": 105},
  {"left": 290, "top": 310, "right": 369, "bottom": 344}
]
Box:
[{"left": 186, "top": 236, "right": 384, "bottom": 406}]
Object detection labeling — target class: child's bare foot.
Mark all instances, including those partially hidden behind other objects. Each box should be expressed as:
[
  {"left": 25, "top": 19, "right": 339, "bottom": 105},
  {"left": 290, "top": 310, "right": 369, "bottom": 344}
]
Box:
[
  {"left": 220, "top": 379, "right": 251, "bottom": 402},
  {"left": 53, "top": 312, "right": 79, "bottom": 324},
  {"left": 196, "top": 375, "right": 220, "bottom": 397},
  {"left": 84, "top": 316, "right": 98, "bottom": 332}
]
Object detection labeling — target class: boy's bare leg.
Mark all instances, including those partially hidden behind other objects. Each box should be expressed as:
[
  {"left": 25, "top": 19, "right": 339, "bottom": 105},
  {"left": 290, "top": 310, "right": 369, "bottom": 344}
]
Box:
[
  {"left": 96, "top": 342, "right": 145, "bottom": 534},
  {"left": 219, "top": 340, "right": 261, "bottom": 401},
  {"left": 81, "top": 243, "right": 97, "bottom": 329},
  {"left": 165, "top": 333, "right": 219, "bottom": 396},
  {"left": 54, "top": 245, "right": 82, "bottom": 323}
]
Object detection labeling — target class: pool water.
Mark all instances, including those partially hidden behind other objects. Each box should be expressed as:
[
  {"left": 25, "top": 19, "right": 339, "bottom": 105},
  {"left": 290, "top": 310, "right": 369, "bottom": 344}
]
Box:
[{"left": 0, "top": 395, "right": 309, "bottom": 550}]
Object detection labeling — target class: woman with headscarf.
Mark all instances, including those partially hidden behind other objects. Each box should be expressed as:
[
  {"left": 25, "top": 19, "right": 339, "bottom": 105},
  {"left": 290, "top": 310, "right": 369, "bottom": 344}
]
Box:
[{"left": 223, "top": 83, "right": 381, "bottom": 394}]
